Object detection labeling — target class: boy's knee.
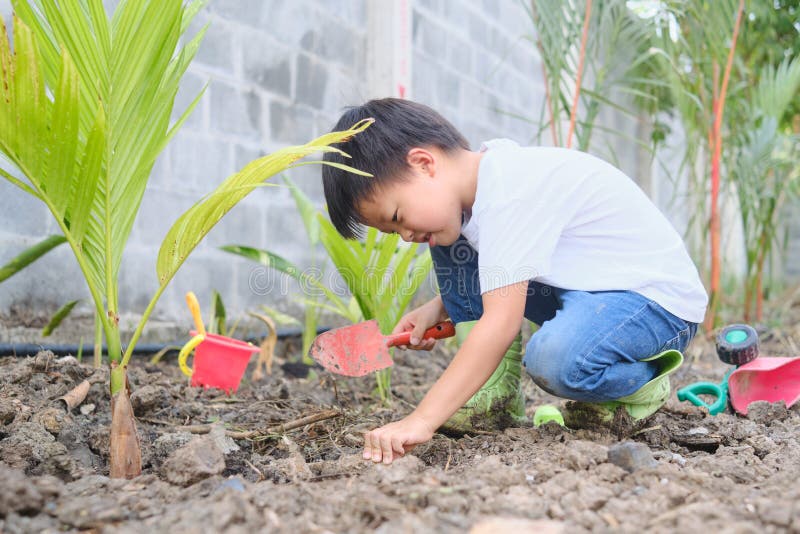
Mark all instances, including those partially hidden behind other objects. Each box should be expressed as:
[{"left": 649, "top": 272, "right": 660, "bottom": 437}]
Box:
[{"left": 523, "top": 333, "right": 583, "bottom": 396}]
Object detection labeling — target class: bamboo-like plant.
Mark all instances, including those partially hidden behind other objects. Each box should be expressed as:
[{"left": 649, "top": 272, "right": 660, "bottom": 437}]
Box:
[
  {"left": 731, "top": 56, "right": 800, "bottom": 321},
  {"left": 652, "top": 0, "right": 746, "bottom": 330},
  {"left": 523, "top": 0, "right": 660, "bottom": 153},
  {"left": 224, "top": 177, "right": 433, "bottom": 402},
  {"left": 0, "top": 1, "right": 370, "bottom": 477}
]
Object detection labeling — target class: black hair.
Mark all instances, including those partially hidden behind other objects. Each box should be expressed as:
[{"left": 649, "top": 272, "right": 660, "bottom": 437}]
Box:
[{"left": 322, "top": 98, "right": 469, "bottom": 239}]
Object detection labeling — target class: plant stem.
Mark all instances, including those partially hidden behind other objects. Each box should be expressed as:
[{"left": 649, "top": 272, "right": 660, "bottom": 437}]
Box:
[
  {"left": 120, "top": 283, "right": 169, "bottom": 368},
  {"left": 704, "top": 0, "right": 745, "bottom": 332},
  {"left": 110, "top": 363, "right": 126, "bottom": 396},
  {"left": 566, "top": 0, "right": 592, "bottom": 149},
  {"left": 103, "top": 167, "right": 118, "bottom": 361},
  {"left": 530, "top": 1, "right": 558, "bottom": 146},
  {"left": 94, "top": 311, "right": 102, "bottom": 368}
]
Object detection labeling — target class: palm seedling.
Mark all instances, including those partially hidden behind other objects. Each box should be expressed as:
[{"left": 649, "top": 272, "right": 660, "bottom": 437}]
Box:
[{"left": 0, "top": 0, "right": 370, "bottom": 477}]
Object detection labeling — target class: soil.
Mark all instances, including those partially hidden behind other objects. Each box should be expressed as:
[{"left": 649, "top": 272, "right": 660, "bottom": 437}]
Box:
[{"left": 1, "top": 328, "right": 800, "bottom": 533}]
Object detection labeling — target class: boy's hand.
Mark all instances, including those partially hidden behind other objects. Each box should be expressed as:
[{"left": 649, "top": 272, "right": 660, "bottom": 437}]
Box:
[
  {"left": 363, "top": 413, "right": 435, "bottom": 464},
  {"left": 392, "top": 296, "right": 448, "bottom": 351}
]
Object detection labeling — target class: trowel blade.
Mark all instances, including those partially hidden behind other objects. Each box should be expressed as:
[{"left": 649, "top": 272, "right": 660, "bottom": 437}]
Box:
[{"left": 309, "top": 320, "right": 394, "bottom": 377}]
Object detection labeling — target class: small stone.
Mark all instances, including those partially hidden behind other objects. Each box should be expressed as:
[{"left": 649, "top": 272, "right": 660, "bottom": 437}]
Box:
[
  {"left": 79, "top": 403, "right": 96, "bottom": 415},
  {"left": 0, "top": 397, "right": 17, "bottom": 425},
  {"left": 32, "top": 406, "right": 72, "bottom": 436},
  {"left": 209, "top": 424, "right": 240, "bottom": 455},
  {"left": 670, "top": 453, "right": 686, "bottom": 467},
  {"left": 607, "top": 441, "right": 657, "bottom": 473},
  {"left": 31, "top": 351, "right": 56, "bottom": 371},
  {"left": 153, "top": 432, "right": 194, "bottom": 466},
  {"left": 163, "top": 435, "right": 225, "bottom": 486},
  {"left": 55, "top": 356, "right": 79, "bottom": 366},
  {"left": 129, "top": 385, "right": 167, "bottom": 414},
  {"left": 87, "top": 425, "right": 110, "bottom": 456},
  {"left": 686, "top": 426, "right": 709, "bottom": 436}
]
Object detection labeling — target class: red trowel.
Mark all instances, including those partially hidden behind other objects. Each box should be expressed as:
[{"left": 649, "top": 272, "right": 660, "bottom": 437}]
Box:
[{"left": 309, "top": 320, "right": 455, "bottom": 376}]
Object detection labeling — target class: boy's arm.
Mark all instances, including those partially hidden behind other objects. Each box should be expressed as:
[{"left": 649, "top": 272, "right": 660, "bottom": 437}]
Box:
[{"left": 363, "top": 281, "right": 528, "bottom": 464}]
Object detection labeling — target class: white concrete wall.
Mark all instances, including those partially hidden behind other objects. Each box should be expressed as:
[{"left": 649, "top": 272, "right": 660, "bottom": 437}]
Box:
[{"left": 2, "top": 0, "right": 732, "bottom": 342}]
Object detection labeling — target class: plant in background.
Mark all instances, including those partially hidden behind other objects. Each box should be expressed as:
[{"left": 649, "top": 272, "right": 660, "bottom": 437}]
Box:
[
  {"left": 0, "top": 235, "right": 82, "bottom": 338},
  {"left": 736, "top": 0, "right": 800, "bottom": 128},
  {"left": 644, "top": 0, "right": 746, "bottom": 330},
  {"left": 0, "top": 235, "right": 66, "bottom": 283},
  {"left": 731, "top": 56, "right": 800, "bottom": 321},
  {"left": 207, "top": 289, "right": 243, "bottom": 337},
  {"left": 1, "top": 235, "right": 105, "bottom": 363},
  {"left": 730, "top": 0, "right": 800, "bottom": 320},
  {"left": 523, "top": 0, "right": 660, "bottom": 153},
  {"left": 225, "top": 177, "right": 433, "bottom": 402},
  {"left": 0, "top": 0, "right": 370, "bottom": 477}
]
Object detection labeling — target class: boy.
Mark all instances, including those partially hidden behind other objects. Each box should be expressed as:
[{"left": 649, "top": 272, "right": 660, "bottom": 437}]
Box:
[{"left": 322, "top": 98, "right": 707, "bottom": 465}]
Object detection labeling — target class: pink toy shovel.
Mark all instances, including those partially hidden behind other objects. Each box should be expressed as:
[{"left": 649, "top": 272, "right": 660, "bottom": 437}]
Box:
[
  {"left": 728, "top": 356, "right": 800, "bottom": 415},
  {"left": 309, "top": 320, "right": 456, "bottom": 376}
]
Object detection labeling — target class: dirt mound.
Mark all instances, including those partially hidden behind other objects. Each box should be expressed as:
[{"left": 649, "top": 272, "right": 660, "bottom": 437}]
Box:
[{"left": 1, "top": 339, "right": 799, "bottom": 532}]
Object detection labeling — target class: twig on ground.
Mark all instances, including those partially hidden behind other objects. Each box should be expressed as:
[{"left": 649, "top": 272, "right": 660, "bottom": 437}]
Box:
[
  {"left": 206, "top": 397, "right": 246, "bottom": 404},
  {"left": 145, "top": 409, "right": 342, "bottom": 439},
  {"left": 309, "top": 472, "right": 355, "bottom": 482},
  {"left": 244, "top": 458, "right": 264, "bottom": 482},
  {"left": 631, "top": 424, "right": 662, "bottom": 437}
]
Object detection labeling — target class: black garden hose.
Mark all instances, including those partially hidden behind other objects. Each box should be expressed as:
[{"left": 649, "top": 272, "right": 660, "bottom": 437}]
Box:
[{"left": 0, "top": 325, "right": 330, "bottom": 357}]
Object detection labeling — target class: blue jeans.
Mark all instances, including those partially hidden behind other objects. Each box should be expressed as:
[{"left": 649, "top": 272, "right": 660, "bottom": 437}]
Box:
[{"left": 431, "top": 235, "right": 698, "bottom": 402}]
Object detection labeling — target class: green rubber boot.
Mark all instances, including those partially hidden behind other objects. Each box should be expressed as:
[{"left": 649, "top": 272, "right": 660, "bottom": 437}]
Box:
[
  {"left": 563, "top": 349, "right": 684, "bottom": 429},
  {"left": 440, "top": 320, "right": 527, "bottom": 434}
]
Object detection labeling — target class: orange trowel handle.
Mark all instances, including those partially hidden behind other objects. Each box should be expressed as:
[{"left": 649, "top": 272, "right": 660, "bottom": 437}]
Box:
[{"left": 385, "top": 321, "right": 456, "bottom": 347}]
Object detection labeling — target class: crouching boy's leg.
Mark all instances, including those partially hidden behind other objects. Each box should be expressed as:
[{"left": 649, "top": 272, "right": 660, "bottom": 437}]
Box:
[
  {"left": 522, "top": 289, "right": 697, "bottom": 427},
  {"left": 430, "top": 235, "right": 525, "bottom": 433}
]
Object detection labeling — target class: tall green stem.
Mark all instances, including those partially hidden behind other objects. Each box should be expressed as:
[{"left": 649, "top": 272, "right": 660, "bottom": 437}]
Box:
[
  {"left": 93, "top": 311, "right": 103, "bottom": 368},
  {"left": 120, "top": 283, "right": 170, "bottom": 369}
]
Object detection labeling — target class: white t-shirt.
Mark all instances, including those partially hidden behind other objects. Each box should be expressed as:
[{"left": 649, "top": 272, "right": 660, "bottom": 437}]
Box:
[{"left": 461, "top": 139, "right": 708, "bottom": 323}]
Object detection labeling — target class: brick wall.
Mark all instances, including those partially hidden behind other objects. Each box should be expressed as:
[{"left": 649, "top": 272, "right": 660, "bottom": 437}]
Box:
[{"left": 1, "top": 0, "right": 729, "bottom": 340}]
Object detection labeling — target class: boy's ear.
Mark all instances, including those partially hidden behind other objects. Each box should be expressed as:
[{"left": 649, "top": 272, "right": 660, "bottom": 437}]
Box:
[{"left": 406, "top": 148, "right": 435, "bottom": 177}]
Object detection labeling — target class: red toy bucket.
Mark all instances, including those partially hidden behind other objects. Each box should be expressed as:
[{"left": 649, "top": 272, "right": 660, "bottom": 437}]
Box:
[{"left": 179, "top": 330, "right": 258, "bottom": 393}]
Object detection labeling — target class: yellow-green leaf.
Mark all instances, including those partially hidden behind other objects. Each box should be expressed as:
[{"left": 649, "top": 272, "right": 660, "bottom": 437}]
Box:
[{"left": 156, "top": 119, "right": 372, "bottom": 288}]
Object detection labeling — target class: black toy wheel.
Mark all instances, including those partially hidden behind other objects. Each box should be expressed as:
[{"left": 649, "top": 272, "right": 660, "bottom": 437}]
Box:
[{"left": 716, "top": 324, "right": 759, "bottom": 366}]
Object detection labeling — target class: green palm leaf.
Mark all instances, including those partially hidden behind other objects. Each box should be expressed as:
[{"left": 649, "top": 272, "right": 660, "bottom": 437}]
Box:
[
  {"left": 2, "top": 2, "right": 209, "bottom": 365},
  {"left": 0, "top": 235, "right": 66, "bottom": 282},
  {"left": 41, "top": 300, "right": 79, "bottom": 337},
  {"left": 156, "top": 119, "right": 372, "bottom": 288}
]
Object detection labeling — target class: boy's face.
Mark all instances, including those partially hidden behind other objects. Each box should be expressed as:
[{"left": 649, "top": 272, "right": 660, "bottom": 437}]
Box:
[{"left": 357, "top": 160, "right": 464, "bottom": 248}]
